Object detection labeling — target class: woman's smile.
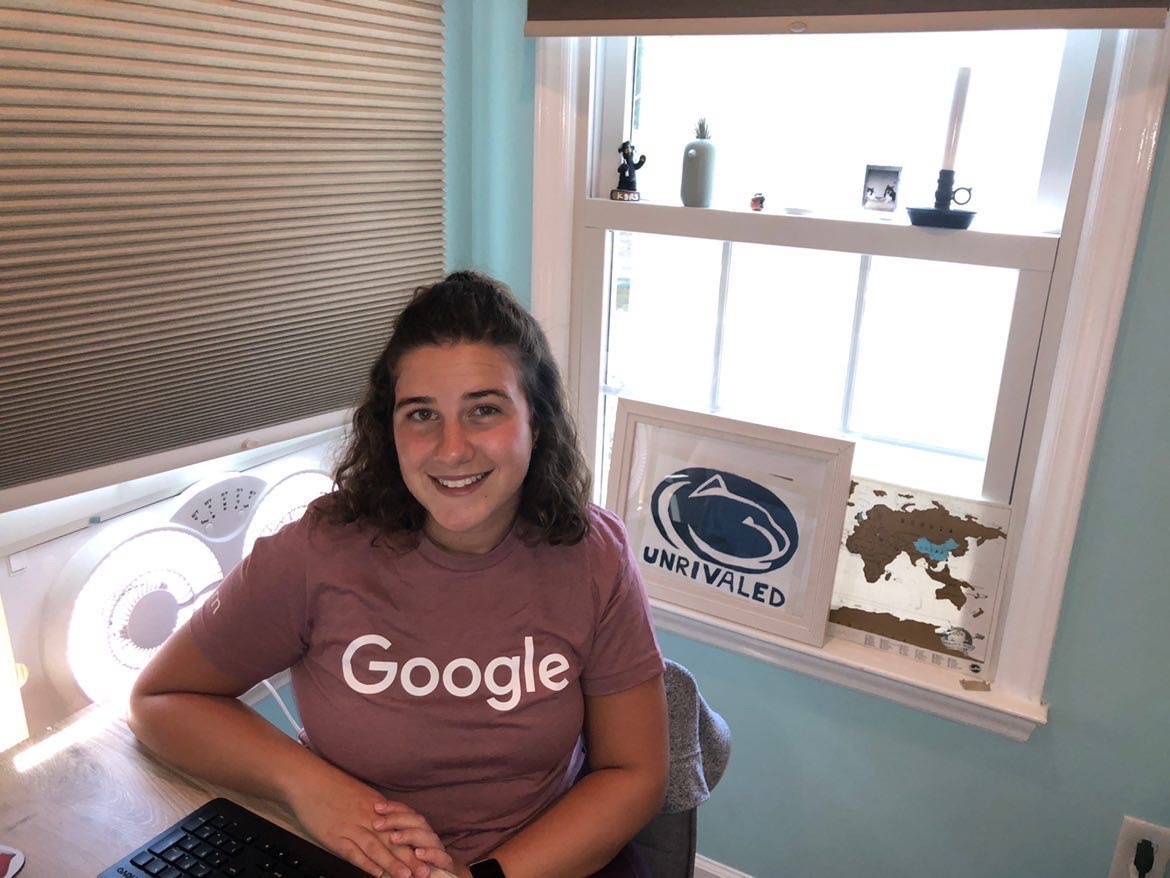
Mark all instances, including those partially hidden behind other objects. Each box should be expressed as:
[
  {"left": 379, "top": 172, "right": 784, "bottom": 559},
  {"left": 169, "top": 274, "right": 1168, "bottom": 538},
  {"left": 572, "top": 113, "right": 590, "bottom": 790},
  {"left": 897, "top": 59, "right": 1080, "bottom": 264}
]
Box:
[{"left": 431, "top": 471, "right": 490, "bottom": 491}]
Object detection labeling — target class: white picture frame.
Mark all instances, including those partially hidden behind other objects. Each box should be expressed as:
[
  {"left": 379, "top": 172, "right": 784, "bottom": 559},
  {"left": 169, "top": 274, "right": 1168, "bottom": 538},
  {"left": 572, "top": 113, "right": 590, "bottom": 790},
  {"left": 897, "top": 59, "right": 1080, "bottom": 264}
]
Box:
[
  {"left": 862, "top": 163, "right": 901, "bottom": 212},
  {"left": 605, "top": 399, "right": 855, "bottom": 648}
]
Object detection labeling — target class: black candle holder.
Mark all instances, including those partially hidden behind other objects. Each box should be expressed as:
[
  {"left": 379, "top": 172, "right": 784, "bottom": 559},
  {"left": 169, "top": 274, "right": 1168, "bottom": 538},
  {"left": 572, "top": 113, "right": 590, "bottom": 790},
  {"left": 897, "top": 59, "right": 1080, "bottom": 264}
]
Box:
[{"left": 907, "top": 169, "right": 975, "bottom": 229}]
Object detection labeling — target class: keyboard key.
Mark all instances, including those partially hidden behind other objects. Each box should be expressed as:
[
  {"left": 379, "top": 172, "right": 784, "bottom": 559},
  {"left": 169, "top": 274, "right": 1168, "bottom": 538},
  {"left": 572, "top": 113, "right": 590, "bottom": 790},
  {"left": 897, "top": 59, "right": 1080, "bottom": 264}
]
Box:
[
  {"left": 181, "top": 814, "right": 209, "bottom": 832},
  {"left": 149, "top": 828, "right": 187, "bottom": 855},
  {"left": 173, "top": 852, "right": 199, "bottom": 871}
]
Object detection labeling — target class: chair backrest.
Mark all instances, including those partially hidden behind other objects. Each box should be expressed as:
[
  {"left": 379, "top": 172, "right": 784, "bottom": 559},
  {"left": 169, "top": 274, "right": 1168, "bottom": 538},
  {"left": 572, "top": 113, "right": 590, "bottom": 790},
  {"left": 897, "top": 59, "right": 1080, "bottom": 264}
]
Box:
[
  {"left": 634, "top": 660, "right": 731, "bottom": 878},
  {"left": 634, "top": 809, "right": 698, "bottom": 878}
]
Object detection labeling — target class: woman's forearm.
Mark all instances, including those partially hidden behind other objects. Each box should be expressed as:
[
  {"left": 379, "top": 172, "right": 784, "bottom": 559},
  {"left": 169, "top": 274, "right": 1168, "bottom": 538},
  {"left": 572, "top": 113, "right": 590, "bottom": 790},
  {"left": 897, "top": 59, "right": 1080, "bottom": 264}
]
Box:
[
  {"left": 486, "top": 762, "right": 664, "bottom": 878},
  {"left": 128, "top": 690, "right": 336, "bottom": 805}
]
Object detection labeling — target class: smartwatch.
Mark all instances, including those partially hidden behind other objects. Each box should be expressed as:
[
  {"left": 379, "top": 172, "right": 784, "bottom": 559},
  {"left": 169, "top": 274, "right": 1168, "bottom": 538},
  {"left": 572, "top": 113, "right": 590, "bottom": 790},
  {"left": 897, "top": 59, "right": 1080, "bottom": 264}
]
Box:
[{"left": 469, "top": 858, "right": 506, "bottom": 878}]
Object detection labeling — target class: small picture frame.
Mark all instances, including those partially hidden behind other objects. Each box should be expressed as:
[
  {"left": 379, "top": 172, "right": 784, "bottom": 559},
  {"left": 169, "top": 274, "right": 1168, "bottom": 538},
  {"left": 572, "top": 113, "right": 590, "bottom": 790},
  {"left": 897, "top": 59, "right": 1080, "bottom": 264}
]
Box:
[
  {"left": 862, "top": 164, "right": 901, "bottom": 211},
  {"left": 605, "top": 399, "right": 855, "bottom": 647}
]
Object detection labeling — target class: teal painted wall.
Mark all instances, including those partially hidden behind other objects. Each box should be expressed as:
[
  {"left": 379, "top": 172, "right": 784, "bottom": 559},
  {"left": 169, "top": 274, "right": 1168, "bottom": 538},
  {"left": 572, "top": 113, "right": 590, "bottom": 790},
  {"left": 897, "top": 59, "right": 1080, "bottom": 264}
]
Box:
[
  {"left": 446, "top": 7, "right": 1170, "bottom": 875},
  {"left": 444, "top": 0, "right": 535, "bottom": 307}
]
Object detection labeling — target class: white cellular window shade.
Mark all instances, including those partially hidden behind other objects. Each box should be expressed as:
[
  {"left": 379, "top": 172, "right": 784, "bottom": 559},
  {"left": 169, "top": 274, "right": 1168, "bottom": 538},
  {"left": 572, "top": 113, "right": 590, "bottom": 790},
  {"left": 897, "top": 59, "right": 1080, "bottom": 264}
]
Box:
[{"left": 0, "top": 0, "right": 445, "bottom": 503}]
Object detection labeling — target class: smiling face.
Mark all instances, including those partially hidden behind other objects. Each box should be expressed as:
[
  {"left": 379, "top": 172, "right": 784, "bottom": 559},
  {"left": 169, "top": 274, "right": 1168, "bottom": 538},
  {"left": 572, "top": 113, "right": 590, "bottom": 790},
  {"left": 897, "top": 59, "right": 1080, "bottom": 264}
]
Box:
[{"left": 392, "top": 341, "right": 535, "bottom": 555}]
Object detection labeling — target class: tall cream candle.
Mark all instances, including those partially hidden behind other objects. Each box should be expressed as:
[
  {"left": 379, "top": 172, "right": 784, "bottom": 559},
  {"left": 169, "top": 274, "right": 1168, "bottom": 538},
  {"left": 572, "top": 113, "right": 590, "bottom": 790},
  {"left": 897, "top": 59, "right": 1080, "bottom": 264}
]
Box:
[{"left": 942, "top": 67, "right": 971, "bottom": 170}]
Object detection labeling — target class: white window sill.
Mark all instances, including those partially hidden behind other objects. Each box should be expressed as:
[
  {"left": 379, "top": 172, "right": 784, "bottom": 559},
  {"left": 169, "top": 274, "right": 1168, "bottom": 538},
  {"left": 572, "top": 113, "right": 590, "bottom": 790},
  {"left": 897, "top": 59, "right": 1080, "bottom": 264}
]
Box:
[
  {"left": 651, "top": 601, "right": 1047, "bottom": 741},
  {"left": 579, "top": 198, "right": 1059, "bottom": 270}
]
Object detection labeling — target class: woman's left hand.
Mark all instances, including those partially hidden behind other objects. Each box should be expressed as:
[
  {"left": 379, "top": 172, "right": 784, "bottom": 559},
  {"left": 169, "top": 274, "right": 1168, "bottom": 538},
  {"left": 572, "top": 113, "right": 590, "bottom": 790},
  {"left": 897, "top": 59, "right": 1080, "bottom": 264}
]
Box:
[{"left": 371, "top": 800, "right": 460, "bottom": 876}]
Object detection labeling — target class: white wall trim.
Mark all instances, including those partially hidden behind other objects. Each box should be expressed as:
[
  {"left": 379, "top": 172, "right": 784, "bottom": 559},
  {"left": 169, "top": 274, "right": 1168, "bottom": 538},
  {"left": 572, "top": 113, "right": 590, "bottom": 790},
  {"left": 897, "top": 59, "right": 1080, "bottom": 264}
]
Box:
[
  {"left": 993, "top": 26, "right": 1170, "bottom": 704},
  {"left": 653, "top": 604, "right": 1045, "bottom": 741},
  {"left": 530, "top": 37, "right": 579, "bottom": 374},
  {"left": 530, "top": 30, "right": 1169, "bottom": 738}
]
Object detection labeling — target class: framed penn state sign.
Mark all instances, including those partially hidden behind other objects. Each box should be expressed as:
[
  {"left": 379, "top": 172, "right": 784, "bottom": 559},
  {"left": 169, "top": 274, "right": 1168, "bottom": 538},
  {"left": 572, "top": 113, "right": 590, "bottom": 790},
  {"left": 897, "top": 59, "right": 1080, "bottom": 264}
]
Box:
[{"left": 606, "top": 399, "right": 855, "bottom": 648}]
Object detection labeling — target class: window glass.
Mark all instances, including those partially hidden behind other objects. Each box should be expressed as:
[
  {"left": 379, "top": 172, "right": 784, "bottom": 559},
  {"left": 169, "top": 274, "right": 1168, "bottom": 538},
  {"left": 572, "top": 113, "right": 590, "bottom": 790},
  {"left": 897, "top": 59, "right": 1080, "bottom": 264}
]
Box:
[
  {"left": 600, "top": 233, "right": 1017, "bottom": 501},
  {"left": 846, "top": 257, "right": 1016, "bottom": 459},
  {"left": 604, "top": 232, "right": 724, "bottom": 413},
  {"left": 629, "top": 31, "right": 1078, "bottom": 228},
  {"left": 716, "top": 243, "right": 863, "bottom": 436}
]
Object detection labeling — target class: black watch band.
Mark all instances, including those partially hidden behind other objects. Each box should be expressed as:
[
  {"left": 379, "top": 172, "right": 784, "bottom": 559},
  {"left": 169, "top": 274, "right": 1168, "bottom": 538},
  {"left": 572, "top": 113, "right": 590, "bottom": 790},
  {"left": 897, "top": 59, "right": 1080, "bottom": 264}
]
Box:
[{"left": 469, "top": 858, "right": 506, "bottom": 878}]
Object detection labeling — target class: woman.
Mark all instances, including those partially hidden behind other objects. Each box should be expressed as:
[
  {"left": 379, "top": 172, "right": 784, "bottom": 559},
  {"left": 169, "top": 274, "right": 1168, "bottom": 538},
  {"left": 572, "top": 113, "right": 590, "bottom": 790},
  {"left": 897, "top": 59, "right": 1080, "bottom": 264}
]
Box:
[{"left": 129, "top": 271, "right": 669, "bottom": 878}]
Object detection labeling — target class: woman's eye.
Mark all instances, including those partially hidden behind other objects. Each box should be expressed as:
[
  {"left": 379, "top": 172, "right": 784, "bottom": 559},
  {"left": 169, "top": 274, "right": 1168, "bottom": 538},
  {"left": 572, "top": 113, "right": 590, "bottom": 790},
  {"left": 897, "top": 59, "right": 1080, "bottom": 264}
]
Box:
[
  {"left": 407, "top": 409, "right": 436, "bottom": 422},
  {"left": 471, "top": 404, "right": 501, "bottom": 417}
]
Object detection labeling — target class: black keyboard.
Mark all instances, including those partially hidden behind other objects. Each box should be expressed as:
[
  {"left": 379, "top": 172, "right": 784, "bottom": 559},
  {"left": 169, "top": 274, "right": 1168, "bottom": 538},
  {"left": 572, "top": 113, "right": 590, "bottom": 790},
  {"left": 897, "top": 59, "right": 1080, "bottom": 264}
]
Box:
[{"left": 97, "top": 796, "right": 368, "bottom": 878}]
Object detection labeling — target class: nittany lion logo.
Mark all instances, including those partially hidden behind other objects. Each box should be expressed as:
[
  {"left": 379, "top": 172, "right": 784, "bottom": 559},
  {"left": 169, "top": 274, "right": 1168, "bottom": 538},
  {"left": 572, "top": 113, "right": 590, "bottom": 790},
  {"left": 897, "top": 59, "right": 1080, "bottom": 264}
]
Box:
[{"left": 650, "top": 468, "right": 798, "bottom": 574}]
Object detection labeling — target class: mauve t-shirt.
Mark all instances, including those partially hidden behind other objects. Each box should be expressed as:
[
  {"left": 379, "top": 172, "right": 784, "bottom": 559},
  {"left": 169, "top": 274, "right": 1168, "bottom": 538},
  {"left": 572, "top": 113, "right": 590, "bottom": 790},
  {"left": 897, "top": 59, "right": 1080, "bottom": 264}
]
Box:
[{"left": 189, "top": 503, "right": 664, "bottom": 863}]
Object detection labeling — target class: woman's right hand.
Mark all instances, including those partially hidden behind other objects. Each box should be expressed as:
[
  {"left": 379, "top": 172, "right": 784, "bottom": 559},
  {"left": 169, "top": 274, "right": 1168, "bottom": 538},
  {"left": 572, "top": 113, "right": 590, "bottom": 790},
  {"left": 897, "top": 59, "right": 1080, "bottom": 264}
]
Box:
[{"left": 285, "top": 771, "right": 437, "bottom": 878}]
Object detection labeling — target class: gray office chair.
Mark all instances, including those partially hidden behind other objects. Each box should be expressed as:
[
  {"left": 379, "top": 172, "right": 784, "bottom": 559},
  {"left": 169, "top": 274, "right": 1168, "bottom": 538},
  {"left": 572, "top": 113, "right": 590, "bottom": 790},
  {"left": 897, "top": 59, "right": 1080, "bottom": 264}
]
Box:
[{"left": 633, "top": 660, "right": 731, "bottom": 878}]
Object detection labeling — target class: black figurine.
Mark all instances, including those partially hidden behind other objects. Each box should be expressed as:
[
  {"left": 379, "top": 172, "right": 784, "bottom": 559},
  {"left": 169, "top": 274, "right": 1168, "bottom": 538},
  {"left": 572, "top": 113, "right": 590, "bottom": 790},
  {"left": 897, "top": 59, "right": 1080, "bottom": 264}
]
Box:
[{"left": 611, "top": 141, "right": 646, "bottom": 201}]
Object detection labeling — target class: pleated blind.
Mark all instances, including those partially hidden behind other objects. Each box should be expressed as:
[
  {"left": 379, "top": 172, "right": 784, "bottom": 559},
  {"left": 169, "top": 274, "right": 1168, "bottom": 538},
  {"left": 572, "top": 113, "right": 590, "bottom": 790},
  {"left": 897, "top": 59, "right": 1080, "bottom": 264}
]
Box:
[
  {"left": 525, "top": 0, "right": 1169, "bottom": 34},
  {"left": 0, "top": 0, "right": 446, "bottom": 498}
]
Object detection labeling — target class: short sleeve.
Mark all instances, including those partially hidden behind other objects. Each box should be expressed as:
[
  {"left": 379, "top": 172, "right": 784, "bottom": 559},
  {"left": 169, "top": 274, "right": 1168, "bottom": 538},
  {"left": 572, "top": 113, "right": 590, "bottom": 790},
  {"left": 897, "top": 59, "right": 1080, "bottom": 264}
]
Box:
[
  {"left": 188, "top": 513, "right": 312, "bottom": 684},
  {"left": 580, "top": 507, "right": 665, "bottom": 697}
]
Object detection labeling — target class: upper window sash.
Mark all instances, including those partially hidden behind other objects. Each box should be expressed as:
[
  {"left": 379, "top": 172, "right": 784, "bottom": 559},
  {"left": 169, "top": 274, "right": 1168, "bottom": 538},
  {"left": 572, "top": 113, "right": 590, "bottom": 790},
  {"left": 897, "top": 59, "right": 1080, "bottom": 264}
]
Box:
[{"left": 589, "top": 31, "right": 1099, "bottom": 232}]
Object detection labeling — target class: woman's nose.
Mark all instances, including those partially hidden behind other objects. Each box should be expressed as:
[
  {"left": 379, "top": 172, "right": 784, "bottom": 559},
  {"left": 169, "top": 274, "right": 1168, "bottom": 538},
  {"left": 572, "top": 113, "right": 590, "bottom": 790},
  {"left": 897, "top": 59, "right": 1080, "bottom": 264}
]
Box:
[{"left": 435, "top": 420, "right": 473, "bottom": 461}]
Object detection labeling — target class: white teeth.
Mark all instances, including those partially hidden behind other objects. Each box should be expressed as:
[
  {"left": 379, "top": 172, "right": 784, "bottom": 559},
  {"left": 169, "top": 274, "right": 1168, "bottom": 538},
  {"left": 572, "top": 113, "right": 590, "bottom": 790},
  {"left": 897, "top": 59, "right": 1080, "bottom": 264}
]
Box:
[{"left": 436, "top": 473, "right": 487, "bottom": 488}]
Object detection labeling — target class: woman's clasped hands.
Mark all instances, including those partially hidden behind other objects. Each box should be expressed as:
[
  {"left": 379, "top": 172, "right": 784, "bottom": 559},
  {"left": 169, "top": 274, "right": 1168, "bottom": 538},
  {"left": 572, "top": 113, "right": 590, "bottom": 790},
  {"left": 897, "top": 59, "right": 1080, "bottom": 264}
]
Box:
[
  {"left": 286, "top": 772, "right": 456, "bottom": 878},
  {"left": 372, "top": 800, "right": 467, "bottom": 878}
]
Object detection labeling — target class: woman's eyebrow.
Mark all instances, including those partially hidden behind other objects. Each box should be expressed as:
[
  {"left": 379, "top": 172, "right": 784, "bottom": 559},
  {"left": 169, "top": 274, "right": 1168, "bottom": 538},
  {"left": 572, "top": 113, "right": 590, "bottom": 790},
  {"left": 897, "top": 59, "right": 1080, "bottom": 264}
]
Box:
[
  {"left": 393, "top": 395, "right": 434, "bottom": 411},
  {"left": 466, "top": 388, "right": 511, "bottom": 401}
]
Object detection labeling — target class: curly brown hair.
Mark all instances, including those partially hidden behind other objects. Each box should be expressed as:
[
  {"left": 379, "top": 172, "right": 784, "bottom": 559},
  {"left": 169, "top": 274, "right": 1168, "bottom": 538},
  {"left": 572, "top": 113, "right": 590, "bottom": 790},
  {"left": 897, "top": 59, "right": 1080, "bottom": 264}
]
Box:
[{"left": 324, "top": 271, "right": 592, "bottom": 545}]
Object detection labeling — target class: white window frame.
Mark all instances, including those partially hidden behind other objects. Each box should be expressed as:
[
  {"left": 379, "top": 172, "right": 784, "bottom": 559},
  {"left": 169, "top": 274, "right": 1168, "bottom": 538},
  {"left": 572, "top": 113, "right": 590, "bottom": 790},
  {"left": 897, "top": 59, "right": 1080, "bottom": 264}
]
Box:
[{"left": 531, "top": 29, "right": 1170, "bottom": 740}]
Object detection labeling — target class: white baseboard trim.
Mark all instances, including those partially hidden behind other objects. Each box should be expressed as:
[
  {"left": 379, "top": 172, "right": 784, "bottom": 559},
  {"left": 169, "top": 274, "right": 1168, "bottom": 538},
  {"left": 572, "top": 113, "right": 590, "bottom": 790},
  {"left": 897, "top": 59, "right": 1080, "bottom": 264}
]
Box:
[{"left": 696, "top": 854, "right": 753, "bottom": 878}]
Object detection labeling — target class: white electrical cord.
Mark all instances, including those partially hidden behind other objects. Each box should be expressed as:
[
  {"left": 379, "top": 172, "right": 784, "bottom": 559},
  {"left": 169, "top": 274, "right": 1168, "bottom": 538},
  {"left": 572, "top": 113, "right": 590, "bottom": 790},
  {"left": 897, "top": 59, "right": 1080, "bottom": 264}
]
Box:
[{"left": 260, "top": 677, "right": 304, "bottom": 738}]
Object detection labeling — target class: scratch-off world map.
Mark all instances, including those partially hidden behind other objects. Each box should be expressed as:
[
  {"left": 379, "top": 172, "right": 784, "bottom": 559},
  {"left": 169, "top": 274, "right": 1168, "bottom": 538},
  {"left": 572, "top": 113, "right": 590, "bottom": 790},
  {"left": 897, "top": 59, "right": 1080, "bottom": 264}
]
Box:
[{"left": 829, "top": 477, "right": 1010, "bottom": 672}]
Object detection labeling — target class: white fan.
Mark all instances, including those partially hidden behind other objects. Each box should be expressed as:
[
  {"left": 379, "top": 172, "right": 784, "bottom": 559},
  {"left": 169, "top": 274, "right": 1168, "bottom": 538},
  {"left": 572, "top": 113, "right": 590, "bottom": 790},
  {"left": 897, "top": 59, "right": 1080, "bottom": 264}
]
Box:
[
  {"left": 242, "top": 471, "right": 333, "bottom": 558},
  {"left": 44, "top": 527, "right": 223, "bottom": 708}
]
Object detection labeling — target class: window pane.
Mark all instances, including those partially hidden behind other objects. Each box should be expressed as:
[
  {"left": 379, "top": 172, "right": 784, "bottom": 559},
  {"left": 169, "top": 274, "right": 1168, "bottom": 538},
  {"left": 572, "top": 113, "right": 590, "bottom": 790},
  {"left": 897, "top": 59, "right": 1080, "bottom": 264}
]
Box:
[
  {"left": 629, "top": 31, "right": 1083, "bottom": 229},
  {"left": 847, "top": 258, "right": 1017, "bottom": 459},
  {"left": 599, "top": 233, "right": 1019, "bottom": 501},
  {"left": 717, "top": 243, "right": 860, "bottom": 436},
  {"left": 604, "top": 231, "right": 724, "bottom": 411}
]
